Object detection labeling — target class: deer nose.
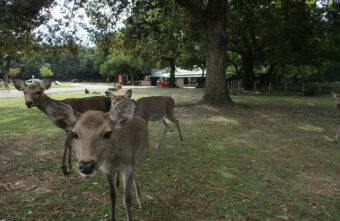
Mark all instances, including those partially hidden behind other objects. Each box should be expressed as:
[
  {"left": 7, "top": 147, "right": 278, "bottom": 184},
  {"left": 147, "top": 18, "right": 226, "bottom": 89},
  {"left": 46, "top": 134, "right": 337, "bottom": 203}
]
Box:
[
  {"left": 25, "top": 101, "right": 32, "bottom": 108},
  {"left": 79, "top": 161, "right": 95, "bottom": 175}
]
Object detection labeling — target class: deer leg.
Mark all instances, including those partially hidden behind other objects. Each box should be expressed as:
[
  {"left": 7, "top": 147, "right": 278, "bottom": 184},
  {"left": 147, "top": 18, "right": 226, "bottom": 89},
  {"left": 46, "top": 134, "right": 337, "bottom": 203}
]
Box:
[
  {"left": 167, "top": 113, "right": 183, "bottom": 144},
  {"left": 133, "top": 179, "right": 144, "bottom": 210},
  {"left": 61, "top": 143, "right": 69, "bottom": 175},
  {"left": 61, "top": 132, "right": 73, "bottom": 175},
  {"left": 155, "top": 119, "right": 169, "bottom": 149},
  {"left": 113, "top": 172, "right": 119, "bottom": 192},
  {"left": 106, "top": 173, "right": 117, "bottom": 221},
  {"left": 122, "top": 167, "right": 135, "bottom": 221},
  {"left": 335, "top": 122, "right": 340, "bottom": 143},
  {"left": 68, "top": 143, "right": 72, "bottom": 172}
]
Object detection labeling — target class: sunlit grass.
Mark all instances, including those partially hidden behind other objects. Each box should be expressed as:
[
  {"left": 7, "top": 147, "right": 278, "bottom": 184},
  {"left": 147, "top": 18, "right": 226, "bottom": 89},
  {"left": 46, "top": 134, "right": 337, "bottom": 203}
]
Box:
[{"left": 0, "top": 90, "right": 339, "bottom": 220}]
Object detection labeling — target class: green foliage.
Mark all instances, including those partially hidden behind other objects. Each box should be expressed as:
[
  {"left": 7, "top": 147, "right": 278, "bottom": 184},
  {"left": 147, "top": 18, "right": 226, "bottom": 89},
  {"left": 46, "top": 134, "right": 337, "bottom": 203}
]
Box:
[
  {"left": 0, "top": 0, "right": 52, "bottom": 58},
  {"left": 123, "top": 0, "right": 196, "bottom": 86},
  {"left": 8, "top": 68, "right": 21, "bottom": 77},
  {"left": 280, "top": 64, "right": 319, "bottom": 80},
  {"left": 99, "top": 52, "right": 149, "bottom": 82},
  {"left": 323, "top": 62, "right": 340, "bottom": 82},
  {"left": 39, "top": 65, "right": 54, "bottom": 77},
  {"left": 14, "top": 47, "right": 100, "bottom": 81}
]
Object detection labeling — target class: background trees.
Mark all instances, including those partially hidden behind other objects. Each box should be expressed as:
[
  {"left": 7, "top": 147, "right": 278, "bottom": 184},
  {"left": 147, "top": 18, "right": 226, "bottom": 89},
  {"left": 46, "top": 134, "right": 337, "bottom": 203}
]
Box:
[
  {"left": 1, "top": 0, "right": 339, "bottom": 101},
  {"left": 39, "top": 65, "right": 54, "bottom": 78},
  {"left": 122, "top": 0, "right": 192, "bottom": 87},
  {"left": 0, "top": 0, "right": 54, "bottom": 82}
]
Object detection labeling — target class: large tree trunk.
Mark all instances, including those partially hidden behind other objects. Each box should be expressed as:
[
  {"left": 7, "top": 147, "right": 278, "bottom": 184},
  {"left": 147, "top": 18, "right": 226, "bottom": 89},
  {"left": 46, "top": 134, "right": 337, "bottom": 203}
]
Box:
[
  {"left": 169, "top": 59, "right": 176, "bottom": 87},
  {"left": 175, "top": 0, "right": 232, "bottom": 105},
  {"left": 129, "top": 71, "right": 135, "bottom": 85},
  {"left": 3, "top": 71, "right": 9, "bottom": 83},
  {"left": 241, "top": 52, "right": 255, "bottom": 90},
  {"left": 201, "top": 68, "right": 205, "bottom": 87},
  {"left": 204, "top": 28, "right": 232, "bottom": 104},
  {"left": 203, "top": 19, "right": 232, "bottom": 104}
]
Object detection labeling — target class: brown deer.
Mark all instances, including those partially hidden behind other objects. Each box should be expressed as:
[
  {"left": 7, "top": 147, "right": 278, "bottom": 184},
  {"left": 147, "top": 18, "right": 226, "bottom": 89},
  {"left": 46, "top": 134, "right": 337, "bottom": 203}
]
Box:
[
  {"left": 105, "top": 90, "right": 183, "bottom": 149},
  {"left": 45, "top": 98, "right": 149, "bottom": 221},
  {"left": 13, "top": 78, "right": 112, "bottom": 175},
  {"left": 85, "top": 88, "right": 101, "bottom": 94},
  {"left": 331, "top": 91, "right": 340, "bottom": 143}
]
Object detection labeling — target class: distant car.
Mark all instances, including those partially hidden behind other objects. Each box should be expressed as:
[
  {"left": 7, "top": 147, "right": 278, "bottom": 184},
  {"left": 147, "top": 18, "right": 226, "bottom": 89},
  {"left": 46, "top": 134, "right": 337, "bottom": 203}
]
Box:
[
  {"left": 25, "top": 79, "right": 41, "bottom": 83},
  {"left": 159, "top": 81, "right": 168, "bottom": 86},
  {"left": 71, "top": 79, "right": 81, "bottom": 83}
]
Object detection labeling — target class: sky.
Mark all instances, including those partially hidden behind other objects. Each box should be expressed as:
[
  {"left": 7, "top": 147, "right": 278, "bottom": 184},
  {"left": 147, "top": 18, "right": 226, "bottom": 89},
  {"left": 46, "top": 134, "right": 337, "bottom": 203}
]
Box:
[{"left": 37, "top": 0, "right": 126, "bottom": 47}]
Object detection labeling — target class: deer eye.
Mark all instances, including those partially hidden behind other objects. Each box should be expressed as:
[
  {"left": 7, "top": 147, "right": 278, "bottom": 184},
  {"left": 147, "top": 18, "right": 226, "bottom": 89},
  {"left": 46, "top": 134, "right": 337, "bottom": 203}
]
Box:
[
  {"left": 103, "top": 131, "right": 112, "bottom": 139},
  {"left": 36, "top": 91, "right": 41, "bottom": 94},
  {"left": 71, "top": 132, "right": 78, "bottom": 139}
]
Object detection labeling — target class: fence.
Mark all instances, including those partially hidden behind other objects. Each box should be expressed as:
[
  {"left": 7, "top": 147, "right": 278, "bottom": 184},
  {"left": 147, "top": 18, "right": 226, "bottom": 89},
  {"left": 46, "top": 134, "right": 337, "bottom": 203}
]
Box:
[{"left": 226, "top": 78, "right": 242, "bottom": 95}]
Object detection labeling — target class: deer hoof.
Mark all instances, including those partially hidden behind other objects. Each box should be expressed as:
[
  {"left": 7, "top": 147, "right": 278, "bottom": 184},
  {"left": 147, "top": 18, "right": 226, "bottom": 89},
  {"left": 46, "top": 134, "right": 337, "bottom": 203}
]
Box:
[
  {"left": 139, "top": 204, "right": 145, "bottom": 211},
  {"left": 62, "top": 166, "right": 71, "bottom": 176}
]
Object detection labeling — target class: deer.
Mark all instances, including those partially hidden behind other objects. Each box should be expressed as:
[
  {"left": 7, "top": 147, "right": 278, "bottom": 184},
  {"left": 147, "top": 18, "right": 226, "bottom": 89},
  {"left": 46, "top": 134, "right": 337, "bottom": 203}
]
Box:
[
  {"left": 105, "top": 89, "right": 183, "bottom": 149},
  {"left": 13, "top": 78, "right": 112, "bottom": 175},
  {"left": 331, "top": 91, "right": 340, "bottom": 143},
  {"left": 85, "top": 88, "right": 101, "bottom": 94},
  {"left": 45, "top": 98, "right": 149, "bottom": 221}
]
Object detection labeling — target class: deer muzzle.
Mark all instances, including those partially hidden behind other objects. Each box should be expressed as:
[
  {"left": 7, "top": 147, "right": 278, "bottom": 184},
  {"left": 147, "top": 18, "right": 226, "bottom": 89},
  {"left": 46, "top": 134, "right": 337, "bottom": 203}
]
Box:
[
  {"left": 25, "top": 101, "right": 33, "bottom": 108},
  {"left": 79, "top": 160, "right": 95, "bottom": 175}
]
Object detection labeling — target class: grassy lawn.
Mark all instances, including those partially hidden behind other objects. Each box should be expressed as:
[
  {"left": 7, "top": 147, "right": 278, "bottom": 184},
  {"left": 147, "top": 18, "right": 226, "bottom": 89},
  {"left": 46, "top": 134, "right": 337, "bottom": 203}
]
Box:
[{"left": 0, "top": 89, "right": 339, "bottom": 220}]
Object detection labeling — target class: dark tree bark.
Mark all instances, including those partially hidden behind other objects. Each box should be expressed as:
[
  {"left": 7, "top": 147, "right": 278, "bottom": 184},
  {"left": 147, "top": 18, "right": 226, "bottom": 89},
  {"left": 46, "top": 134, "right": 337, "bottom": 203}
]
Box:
[
  {"left": 241, "top": 51, "right": 255, "bottom": 90},
  {"left": 169, "top": 59, "right": 176, "bottom": 87},
  {"left": 3, "top": 71, "right": 9, "bottom": 83},
  {"left": 128, "top": 70, "right": 135, "bottom": 85},
  {"left": 204, "top": 20, "right": 232, "bottom": 104},
  {"left": 175, "top": 0, "right": 232, "bottom": 105},
  {"left": 2, "top": 56, "right": 11, "bottom": 83}
]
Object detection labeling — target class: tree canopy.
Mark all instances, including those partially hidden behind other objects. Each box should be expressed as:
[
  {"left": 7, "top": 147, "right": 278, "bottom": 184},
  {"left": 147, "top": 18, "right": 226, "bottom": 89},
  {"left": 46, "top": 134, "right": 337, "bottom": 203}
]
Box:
[{"left": 1, "top": 0, "right": 339, "bottom": 103}]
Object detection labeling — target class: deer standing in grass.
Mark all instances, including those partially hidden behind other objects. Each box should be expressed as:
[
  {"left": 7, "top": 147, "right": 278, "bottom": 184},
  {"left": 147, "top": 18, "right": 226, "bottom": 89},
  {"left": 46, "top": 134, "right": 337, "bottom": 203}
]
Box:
[
  {"left": 13, "top": 79, "right": 112, "bottom": 175},
  {"left": 331, "top": 91, "right": 340, "bottom": 143},
  {"left": 45, "top": 98, "right": 149, "bottom": 221},
  {"left": 105, "top": 90, "right": 183, "bottom": 149}
]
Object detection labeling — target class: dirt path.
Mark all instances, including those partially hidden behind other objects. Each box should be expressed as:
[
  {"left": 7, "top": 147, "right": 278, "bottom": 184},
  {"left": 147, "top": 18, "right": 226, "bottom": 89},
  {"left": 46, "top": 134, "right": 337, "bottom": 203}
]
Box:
[{"left": 0, "top": 84, "right": 155, "bottom": 99}]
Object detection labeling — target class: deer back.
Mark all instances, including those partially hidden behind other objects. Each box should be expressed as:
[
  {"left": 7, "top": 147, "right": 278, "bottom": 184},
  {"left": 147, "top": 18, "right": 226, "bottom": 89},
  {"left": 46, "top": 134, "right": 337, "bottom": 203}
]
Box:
[
  {"left": 62, "top": 96, "right": 111, "bottom": 113},
  {"left": 135, "top": 96, "right": 175, "bottom": 122}
]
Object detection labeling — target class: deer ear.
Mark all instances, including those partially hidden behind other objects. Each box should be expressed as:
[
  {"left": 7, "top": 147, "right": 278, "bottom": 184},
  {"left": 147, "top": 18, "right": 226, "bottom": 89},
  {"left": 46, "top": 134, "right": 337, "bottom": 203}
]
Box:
[
  {"left": 40, "top": 78, "right": 53, "bottom": 91},
  {"left": 124, "top": 89, "right": 132, "bottom": 98},
  {"left": 13, "top": 79, "right": 26, "bottom": 91},
  {"left": 45, "top": 101, "right": 78, "bottom": 131},
  {"left": 105, "top": 91, "right": 116, "bottom": 100},
  {"left": 109, "top": 99, "right": 135, "bottom": 128}
]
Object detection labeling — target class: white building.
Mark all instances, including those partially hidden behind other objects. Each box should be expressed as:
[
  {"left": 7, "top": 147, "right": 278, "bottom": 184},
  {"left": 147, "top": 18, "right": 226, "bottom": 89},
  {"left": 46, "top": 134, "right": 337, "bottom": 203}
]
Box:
[{"left": 150, "top": 67, "right": 205, "bottom": 87}]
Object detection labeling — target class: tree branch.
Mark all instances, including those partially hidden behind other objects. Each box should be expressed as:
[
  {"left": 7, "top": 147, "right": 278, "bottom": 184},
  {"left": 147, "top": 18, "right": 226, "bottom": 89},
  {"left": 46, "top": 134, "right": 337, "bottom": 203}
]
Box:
[{"left": 174, "top": 0, "right": 204, "bottom": 21}]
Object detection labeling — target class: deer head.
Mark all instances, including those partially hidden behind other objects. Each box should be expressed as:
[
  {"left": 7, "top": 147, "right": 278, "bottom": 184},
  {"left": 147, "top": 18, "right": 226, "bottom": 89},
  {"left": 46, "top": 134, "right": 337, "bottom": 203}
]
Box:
[
  {"left": 13, "top": 79, "right": 53, "bottom": 108},
  {"left": 46, "top": 98, "right": 136, "bottom": 177},
  {"left": 105, "top": 89, "right": 132, "bottom": 104}
]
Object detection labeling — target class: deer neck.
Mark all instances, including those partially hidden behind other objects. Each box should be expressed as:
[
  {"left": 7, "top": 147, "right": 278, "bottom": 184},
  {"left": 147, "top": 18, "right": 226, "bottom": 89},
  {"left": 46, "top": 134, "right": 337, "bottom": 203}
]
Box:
[{"left": 37, "top": 93, "right": 56, "bottom": 113}]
